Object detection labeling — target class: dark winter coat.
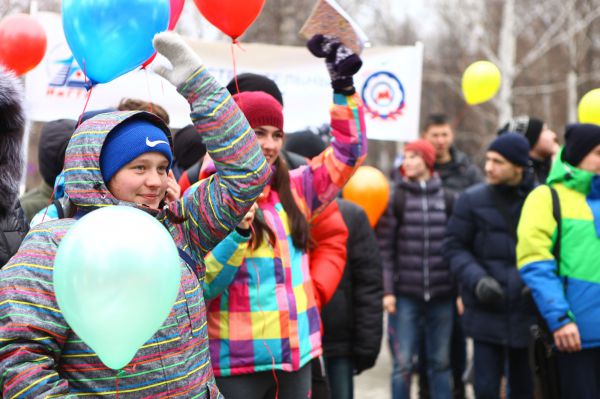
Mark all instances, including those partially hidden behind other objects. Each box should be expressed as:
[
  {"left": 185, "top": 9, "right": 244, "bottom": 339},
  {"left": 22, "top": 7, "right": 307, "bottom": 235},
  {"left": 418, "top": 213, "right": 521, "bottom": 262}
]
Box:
[
  {"left": 321, "top": 199, "right": 383, "bottom": 374},
  {"left": 0, "top": 67, "right": 28, "bottom": 266},
  {"left": 436, "top": 147, "right": 484, "bottom": 194},
  {"left": 531, "top": 156, "right": 551, "bottom": 185},
  {"left": 443, "top": 175, "right": 537, "bottom": 348},
  {"left": 377, "top": 175, "right": 454, "bottom": 301}
]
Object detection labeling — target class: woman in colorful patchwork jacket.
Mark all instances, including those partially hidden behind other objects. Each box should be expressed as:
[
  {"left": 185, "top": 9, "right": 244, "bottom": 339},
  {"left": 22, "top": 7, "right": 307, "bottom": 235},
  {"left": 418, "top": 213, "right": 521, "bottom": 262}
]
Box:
[
  {"left": 0, "top": 33, "right": 271, "bottom": 398},
  {"left": 201, "top": 35, "right": 367, "bottom": 398},
  {"left": 517, "top": 123, "right": 600, "bottom": 399}
]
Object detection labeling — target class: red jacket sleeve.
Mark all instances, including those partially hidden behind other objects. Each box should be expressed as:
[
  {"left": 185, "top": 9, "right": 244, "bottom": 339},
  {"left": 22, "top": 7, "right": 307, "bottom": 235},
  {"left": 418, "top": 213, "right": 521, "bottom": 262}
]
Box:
[
  {"left": 309, "top": 200, "right": 348, "bottom": 310},
  {"left": 177, "top": 170, "right": 192, "bottom": 194}
]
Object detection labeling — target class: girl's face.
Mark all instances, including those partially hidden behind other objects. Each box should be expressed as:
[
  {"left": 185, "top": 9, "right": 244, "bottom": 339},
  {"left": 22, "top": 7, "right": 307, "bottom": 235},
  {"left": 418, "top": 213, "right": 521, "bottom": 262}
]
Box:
[
  {"left": 108, "top": 152, "right": 169, "bottom": 209},
  {"left": 403, "top": 150, "right": 429, "bottom": 180},
  {"left": 254, "top": 125, "right": 284, "bottom": 165}
]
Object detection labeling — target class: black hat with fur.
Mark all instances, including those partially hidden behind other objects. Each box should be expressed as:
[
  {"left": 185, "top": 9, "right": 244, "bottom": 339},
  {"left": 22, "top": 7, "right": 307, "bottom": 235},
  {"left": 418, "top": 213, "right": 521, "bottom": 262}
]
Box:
[{"left": 0, "top": 67, "right": 25, "bottom": 215}]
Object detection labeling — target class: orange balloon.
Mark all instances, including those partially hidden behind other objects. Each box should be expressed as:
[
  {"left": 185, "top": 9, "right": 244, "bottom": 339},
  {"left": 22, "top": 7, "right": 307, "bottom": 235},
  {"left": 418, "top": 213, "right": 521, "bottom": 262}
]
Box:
[
  {"left": 0, "top": 14, "right": 47, "bottom": 76},
  {"left": 342, "top": 166, "right": 390, "bottom": 227}
]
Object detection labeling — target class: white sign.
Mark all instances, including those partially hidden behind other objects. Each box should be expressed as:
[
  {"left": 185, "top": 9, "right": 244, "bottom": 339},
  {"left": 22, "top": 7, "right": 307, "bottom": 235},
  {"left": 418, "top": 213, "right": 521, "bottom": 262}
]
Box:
[{"left": 26, "top": 12, "right": 423, "bottom": 142}]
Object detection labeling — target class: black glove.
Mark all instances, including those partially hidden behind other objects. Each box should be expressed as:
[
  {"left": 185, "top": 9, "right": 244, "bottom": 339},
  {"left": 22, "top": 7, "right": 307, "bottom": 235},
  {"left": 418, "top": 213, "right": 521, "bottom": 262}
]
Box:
[
  {"left": 475, "top": 276, "right": 504, "bottom": 305},
  {"left": 306, "top": 34, "right": 362, "bottom": 94},
  {"left": 353, "top": 355, "right": 376, "bottom": 375}
]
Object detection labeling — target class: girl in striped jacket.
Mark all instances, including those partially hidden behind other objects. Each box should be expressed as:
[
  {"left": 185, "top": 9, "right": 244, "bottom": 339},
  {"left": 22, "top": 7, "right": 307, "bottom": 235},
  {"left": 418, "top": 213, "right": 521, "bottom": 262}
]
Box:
[{"left": 0, "top": 32, "right": 270, "bottom": 398}]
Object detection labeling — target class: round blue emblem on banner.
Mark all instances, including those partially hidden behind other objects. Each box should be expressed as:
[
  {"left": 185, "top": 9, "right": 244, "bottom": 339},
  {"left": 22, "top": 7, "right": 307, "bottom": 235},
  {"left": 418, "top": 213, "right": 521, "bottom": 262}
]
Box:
[{"left": 361, "top": 71, "right": 406, "bottom": 120}]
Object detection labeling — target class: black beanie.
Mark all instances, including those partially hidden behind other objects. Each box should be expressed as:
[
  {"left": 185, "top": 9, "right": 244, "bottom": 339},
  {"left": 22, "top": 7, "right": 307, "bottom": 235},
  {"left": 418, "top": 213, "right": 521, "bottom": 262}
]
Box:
[
  {"left": 38, "top": 119, "right": 77, "bottom": 186},
  {"left": 488, "top": 132, "right": 531, "bottom": 167},
  {"left": 226, "top": 73, "right": 284, "bottom": 106},
  {"left": 173, "top": 124, "right": 207, "bottom": 170},
  {"left": 563, "top": 123, "right": 600, "bottom": 167},
  {"left": 284, "top": 130, "right": 327, "bottom": 159},
  {"left": 498, "top": 115, "right": 544, "bottom": 148}
]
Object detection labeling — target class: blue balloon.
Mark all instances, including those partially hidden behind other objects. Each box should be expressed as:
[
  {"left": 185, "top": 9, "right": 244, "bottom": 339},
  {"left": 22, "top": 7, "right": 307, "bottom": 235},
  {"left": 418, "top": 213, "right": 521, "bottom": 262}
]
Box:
[{"left": 62, "top": 0, "right": 169, "bottom": 84}]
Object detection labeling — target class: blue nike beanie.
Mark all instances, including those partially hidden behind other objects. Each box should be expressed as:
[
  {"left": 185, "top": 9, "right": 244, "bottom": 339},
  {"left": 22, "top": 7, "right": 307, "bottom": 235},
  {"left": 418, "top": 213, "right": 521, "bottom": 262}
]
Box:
[{"left": 100, "top": 119, "right": 173, "bottom": 183}]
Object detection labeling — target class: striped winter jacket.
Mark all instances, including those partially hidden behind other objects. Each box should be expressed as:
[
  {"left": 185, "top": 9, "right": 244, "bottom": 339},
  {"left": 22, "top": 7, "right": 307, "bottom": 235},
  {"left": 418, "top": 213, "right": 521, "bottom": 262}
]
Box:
[
  {"left": 0, "top": 68, "right": 271, "bottom": 398},
  {"left": 203, "top": 93, "right": 367, "bottom": 377},
  {"left": 517, "top": 153, "right": 600, "bottom": 348}
]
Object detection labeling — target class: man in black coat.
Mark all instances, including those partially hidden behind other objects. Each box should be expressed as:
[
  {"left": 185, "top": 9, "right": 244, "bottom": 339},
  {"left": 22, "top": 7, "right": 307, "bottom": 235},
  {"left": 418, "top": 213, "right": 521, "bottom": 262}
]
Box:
[
  {"left": 443, "top": 133, "right": 537, "bottom": 399},
  {"left": 0, "top": 67, "right": 28, "bottom": 266},
  {"left": 420, "top": 113, "right": 484, "bottom": 399},
  {"left": 422, "top": 114, "right": 484, "bottom": 195}
]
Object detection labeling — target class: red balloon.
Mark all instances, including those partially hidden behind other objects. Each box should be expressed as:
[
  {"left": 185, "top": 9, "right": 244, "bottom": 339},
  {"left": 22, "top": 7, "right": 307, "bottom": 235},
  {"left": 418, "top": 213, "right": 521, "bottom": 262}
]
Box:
[
  {"left": 168, "top": 0, "right": 185, "bottom": 30},
  {"left": 0, "top": 14, "right": 47, "bottom": 76},
  {"left": 193, "top": 0, "right": 265, "bottom": 40},
  {"left": 142, "top": 0, "right": 185, "bottom": 68}
]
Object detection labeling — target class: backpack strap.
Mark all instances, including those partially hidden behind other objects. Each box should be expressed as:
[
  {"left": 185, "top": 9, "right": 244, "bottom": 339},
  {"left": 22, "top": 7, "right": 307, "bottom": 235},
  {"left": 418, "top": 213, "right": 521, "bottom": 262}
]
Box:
[
  {"left": 177, "top": 247, "right": 202, "bottom": 282},
  {"left": 53, "top": 199, "right": 65, "bottom": 219},
  {"left": 548, "top": 185, "right": 561, "bottom": 275},
  {"left": 392, "top": 184, "right": 406, "bottom": 226}
]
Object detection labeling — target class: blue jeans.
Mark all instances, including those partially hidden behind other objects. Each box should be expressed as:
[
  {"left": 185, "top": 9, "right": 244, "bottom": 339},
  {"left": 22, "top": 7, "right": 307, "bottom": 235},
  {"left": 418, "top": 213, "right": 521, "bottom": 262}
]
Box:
[
  {"left": 473, "top": 340, "right": 532, "bottom": 399},
  {"left": 391, "top": 296, "right": 454, "bottom": 399},
  {"left": 326, "top": 356, "right": 354, "bottom": 399}
]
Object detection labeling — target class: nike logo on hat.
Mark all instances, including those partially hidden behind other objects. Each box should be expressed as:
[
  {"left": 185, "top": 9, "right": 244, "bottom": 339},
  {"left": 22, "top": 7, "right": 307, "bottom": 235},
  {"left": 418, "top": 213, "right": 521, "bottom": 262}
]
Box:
[{"left": 146, "top": 137, "right": 169, "bottom": 148}]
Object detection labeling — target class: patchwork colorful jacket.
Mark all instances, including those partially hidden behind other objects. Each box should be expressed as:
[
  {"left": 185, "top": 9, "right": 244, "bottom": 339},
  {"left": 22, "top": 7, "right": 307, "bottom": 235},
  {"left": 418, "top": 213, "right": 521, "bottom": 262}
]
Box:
[
  {"left": 0, "top": 68, "right": 270, "bottom": 398},
  {"left": 203, "top": 93, "right": 367, "bottom": 377},
  {"left": 517, "top": 154, "right": 600, "bottom": 348}
]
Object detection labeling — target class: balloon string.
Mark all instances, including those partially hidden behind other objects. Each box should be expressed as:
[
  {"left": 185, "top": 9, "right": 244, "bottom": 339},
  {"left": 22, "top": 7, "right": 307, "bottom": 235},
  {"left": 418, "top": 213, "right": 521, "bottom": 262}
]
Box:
[
  {"left": 452, "top": 102, "right": 471, "bottom": 129},
  {"left": 231, "top": 41, "right": 240, "bottom": 95},
  {"left": 76, "top": 59, "right": 94, "bottom": 128},
  {"left": 41, "top": 60, "right": 94, "bottom": 224},
  {"left": 143, "top": 67, "right": 155, "bottom": 115}
]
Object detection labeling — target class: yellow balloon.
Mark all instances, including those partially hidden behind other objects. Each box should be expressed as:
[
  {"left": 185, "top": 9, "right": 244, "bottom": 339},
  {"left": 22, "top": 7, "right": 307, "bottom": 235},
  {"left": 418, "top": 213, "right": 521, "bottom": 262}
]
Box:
[
  {"left": 461, "top": 61, "right": 502, "bottom": 105},
  {"left": 578, "top": 89, "right": 600, "bottom": 126}
]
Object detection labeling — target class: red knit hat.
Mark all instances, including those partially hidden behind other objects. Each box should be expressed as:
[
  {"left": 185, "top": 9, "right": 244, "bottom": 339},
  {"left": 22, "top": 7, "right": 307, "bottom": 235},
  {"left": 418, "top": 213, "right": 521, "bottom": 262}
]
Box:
[
  {"left": 233, "top": 91, "right": 284, "bottom": 131},
  {"left": 404, "top": 139, "right": 436, "bottom": 173}
]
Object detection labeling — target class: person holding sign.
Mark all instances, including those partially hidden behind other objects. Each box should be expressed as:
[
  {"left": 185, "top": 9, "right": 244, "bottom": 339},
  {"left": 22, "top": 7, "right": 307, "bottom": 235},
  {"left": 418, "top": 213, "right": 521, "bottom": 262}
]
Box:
[{"left": 202, "top": 35, "right": 367, "bottom": 399}]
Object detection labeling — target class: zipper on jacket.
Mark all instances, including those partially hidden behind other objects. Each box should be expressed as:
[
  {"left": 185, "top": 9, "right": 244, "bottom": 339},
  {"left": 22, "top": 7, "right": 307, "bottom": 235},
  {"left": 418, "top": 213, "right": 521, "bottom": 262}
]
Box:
[{"left": 421, "top": 181, "right": 431, "bottom": 302}]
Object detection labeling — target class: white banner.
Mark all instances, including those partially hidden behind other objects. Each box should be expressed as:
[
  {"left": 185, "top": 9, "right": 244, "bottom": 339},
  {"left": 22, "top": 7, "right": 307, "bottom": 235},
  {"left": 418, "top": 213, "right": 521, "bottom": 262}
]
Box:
[{"left": 26, "top": 12, "right": 423, "bottom": 142}]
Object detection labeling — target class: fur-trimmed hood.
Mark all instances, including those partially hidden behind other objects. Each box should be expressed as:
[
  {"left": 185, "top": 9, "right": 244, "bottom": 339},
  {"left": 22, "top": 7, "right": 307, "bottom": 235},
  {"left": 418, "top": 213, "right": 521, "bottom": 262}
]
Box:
[{"left": 0, "top": 67, "right": 25, "bottom": 215}]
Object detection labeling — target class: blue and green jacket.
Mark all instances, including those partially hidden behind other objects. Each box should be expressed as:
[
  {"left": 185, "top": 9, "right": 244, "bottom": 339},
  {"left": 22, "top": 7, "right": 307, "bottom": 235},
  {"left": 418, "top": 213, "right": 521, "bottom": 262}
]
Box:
[{"left": 517, "top": 152, "right": 600, "bottom": 348}]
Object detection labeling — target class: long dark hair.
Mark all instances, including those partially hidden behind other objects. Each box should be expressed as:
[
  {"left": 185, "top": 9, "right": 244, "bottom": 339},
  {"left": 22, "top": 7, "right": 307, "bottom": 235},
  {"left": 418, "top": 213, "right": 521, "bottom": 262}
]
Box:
[{"left": 249, "top": 156, "right": 310, "bottom": 251}]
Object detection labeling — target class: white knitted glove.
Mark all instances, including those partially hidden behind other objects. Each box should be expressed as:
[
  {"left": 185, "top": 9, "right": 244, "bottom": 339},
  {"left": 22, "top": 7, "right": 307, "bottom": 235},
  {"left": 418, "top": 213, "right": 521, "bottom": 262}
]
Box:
[{"left": 152, "top": 31, "right": 203, "bottom": 87}]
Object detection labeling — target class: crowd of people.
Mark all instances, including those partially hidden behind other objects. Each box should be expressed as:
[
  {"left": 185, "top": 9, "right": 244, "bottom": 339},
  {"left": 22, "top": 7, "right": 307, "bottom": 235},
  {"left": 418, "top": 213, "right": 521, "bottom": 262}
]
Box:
[{"left": 0, "top": 29, "right": 598, "bottom": 399}]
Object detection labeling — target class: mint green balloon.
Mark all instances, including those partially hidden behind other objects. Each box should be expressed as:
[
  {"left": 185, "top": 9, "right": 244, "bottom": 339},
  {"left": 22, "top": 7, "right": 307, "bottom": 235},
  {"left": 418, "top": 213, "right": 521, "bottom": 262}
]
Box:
[{"left": 54, "top": 206, "right": 181, "bottom": 370}]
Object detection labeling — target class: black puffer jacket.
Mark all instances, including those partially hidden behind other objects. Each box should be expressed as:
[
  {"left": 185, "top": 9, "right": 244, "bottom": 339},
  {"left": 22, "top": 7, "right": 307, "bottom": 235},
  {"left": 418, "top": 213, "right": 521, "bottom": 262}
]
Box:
[
  {"left": 0, "top": 67, "right": 28, "bottom": 266},
  {"left": 377, "top": 175, "right": 453, "bottom": 301},
  {"left": 321, "top": 199, "right": 383, "bottom": 374},
  {"left": 443, "top": 175, "right": 537, "bottom": 348},
  {"left": 0, "top": 203, "right": 27, "bottom": 266},
  {"left": 436, "top": 147, "right": 484, "bottom": 194}
]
